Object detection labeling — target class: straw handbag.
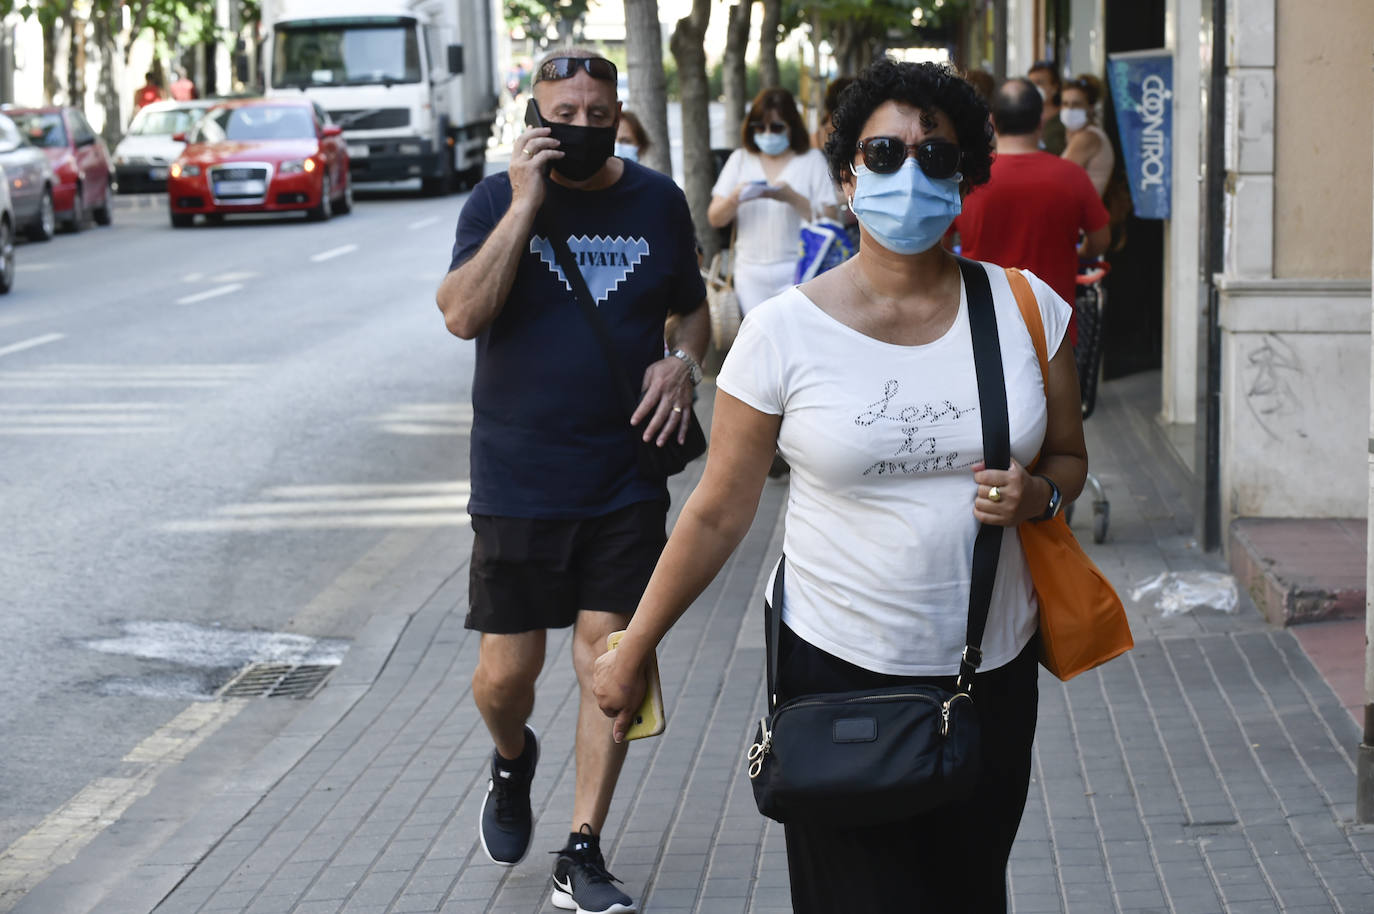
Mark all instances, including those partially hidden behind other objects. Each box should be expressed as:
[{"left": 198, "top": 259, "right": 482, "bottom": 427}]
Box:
[{"left": 704, "top": 225, "right": 741, "bottom": 352}]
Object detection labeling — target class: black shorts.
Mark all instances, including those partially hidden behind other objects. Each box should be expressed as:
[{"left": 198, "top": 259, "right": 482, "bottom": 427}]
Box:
[{"left": 466, "top": 500, "right": 668, "bottom": 634}]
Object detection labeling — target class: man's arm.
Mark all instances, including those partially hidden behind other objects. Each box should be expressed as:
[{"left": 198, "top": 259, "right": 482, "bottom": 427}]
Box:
[{"left": 436, "top": 127, "right": 561, "bottom": 339}]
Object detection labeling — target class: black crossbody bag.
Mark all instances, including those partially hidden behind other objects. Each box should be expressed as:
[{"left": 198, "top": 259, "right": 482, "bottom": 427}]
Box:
[
  {"left": 544, "top": 232, "right": 707, "bottom": 478},
  {"left": 745, "top": 258, "right": 1011, "bottom": 828}
]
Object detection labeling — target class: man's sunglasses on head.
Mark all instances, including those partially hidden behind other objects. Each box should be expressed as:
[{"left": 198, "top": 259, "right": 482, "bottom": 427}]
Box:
[
  {"left": 535, "top": 57, "right": 618, "bottom": 84},
  {"left": 854, "top": 137, "right": 962, "bottom": 180}
]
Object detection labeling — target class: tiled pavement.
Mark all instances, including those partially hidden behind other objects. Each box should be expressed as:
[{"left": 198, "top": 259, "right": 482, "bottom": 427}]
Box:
[{"left": 15, "top": 373, "right": 1374, "bottom": 913}]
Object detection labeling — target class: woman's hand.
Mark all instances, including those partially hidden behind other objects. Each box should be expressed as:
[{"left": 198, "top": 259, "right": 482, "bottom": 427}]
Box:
[
  {"left": 971, "top": 459, "right": 1047, "bottom": 526},
  {"left": 593, "top": 647, "right": 648, "bottom": 743}
]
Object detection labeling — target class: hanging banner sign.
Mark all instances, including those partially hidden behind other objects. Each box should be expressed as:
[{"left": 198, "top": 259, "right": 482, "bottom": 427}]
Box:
[{"left": 1107, "top": 49, "right": 1173, "bottom": 220}]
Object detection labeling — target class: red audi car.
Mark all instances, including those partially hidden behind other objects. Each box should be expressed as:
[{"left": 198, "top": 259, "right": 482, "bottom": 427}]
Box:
[
  {"left": 7, "top": 105, "right": 114, "bottom": 231},
  {"left": 167, "top": 98, "right": 351, "bottom": 227}
]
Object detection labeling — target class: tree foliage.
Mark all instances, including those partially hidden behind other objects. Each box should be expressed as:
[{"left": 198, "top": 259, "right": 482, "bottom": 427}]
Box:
[
  {"left": 3, "top": 0, "right": 221, "bottom": 46},
  {"left": 504, "top": 0, "right": 593, "bottom": 48},
  {"left": 783, "top": 0, "right": 970, "bottom": 75}
]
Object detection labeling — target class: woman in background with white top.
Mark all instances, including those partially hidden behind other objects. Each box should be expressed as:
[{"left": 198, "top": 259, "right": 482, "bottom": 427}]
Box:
[
  {"left": 707, "top": 88, "right": 838, "bottom": 315},
  {"left": 594, "top": 59, "right": 1088, "bottom": 912},
  {"left": 1060, "top": 74, "right": 1115, "bottom": 198}
]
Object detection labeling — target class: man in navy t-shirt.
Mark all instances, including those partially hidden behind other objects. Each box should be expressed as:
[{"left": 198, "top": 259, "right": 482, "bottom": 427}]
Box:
[{"left": 436, "top": 47, "right": 707, "bottom": 914}]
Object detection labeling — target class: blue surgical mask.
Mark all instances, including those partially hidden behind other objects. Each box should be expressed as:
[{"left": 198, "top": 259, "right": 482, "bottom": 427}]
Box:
[
  {"left": 754, "top": 131, "right": 790, "bottom": 156},
  {"left": 614, "top": 141, "right": 639, "bottom": 162},
  {"left": 848, "top": 159, "right": 962, "bottom": 255}
]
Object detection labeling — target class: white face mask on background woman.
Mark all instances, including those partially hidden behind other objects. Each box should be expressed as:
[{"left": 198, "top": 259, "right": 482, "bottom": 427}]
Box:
[
  {"left": 754, "top": 131, "right": 791, "bottom": 156},
  {"left": 847, "top": 158, "right": 962, "bottom": 255},
  {"left": 1059, "top": 108, "right": 1089, "bottom": 131},
  {"left": 614, "top": 142, "right": 639, "bottom": 162}
]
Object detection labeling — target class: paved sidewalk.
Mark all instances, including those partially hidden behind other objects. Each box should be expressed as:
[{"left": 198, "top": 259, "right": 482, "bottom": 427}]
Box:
[{"left": 16, "top": 374, "right": 1374, "bottom": 913}]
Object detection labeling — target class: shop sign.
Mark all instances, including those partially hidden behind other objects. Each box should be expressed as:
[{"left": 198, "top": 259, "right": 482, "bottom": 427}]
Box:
[{"left": 1108, "top": 49, "right": 1173, "bottom": 220}]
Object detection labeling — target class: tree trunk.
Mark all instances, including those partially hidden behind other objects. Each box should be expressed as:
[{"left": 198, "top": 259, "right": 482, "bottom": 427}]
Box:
[
  {"left": 41, "top": 15, "right": 62, "bottom": 105},
  {"left": 67, "top": 14, "right": 85, "bottom": 106},
  {"left": 670, "top": 0, "right": 716, "bottom": 260},
  {"left": 93, "top": 9, "right": 123, "bottom": 148},
  {"left": 722, "top": 1, "right": 752, "bottom": 145},
  {"left": 758, "top": 0, "right": 781, "bottom": 89},
  {"left": 622, "top": 0, "right": 672, "bottom": 175}
]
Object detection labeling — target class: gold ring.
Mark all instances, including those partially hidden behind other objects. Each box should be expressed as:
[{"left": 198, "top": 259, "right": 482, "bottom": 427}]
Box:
[
  {"left": 988, "top": 486, "right": 1002, "bottom": 503},
  {"left": 524, "top": 147, "right": 533, "bottom": 156},
  {"left": 672, "top": 406, "right": 682, "bottom": 413}
]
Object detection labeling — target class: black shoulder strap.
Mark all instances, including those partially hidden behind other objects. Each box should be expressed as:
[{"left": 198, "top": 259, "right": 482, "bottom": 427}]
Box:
[
  {"left": 762, "top": 257, "right": 1011, "bottom": 706},
  {"left": 544, "top": 230, "right": 641, "bottom": 421}
]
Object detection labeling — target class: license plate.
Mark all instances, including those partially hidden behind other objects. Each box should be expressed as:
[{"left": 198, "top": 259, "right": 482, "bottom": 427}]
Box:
[
  {"left": 215, "top": 179, "right": 264, "bottom": 196},
  {"left": 346, "top": 144, "right": 369, "bottom": 158},
  {"left": 149, "top": 167, "right": 168, "bottom": 180}
]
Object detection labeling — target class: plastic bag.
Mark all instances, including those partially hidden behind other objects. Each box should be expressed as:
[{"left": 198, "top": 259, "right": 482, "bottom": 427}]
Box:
[
  {"left": 1129, "top": 571, "right": 1239, "bottom": 617},
  {"left": 794, "top": 218, "right": 855, "bottom": 283}
]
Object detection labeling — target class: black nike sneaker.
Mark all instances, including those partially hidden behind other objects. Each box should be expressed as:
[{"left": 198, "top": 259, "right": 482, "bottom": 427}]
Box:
[
  {"left": 478, "top": 725, "right": 538, "bottom": 866},
  {"left": 550, "top": 824, "right": 635, "bottom": 914}
]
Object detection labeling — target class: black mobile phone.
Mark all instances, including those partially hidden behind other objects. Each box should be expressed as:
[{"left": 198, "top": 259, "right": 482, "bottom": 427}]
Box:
[{"left": 524, "top": 97, "right": 545, "bottom": 129}]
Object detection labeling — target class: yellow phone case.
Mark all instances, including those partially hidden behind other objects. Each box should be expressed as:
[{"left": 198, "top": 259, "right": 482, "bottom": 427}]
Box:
[{"left": 606, "top": 631, "right": 666, "bottom": 740}]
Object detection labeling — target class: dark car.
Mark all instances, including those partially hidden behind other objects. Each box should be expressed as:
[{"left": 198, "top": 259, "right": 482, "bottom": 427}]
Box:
[
  {"left": 8, "top": 105, "right": 115, "bottom": 232},
  {"left": 168, "top": 98, "right": 351, "bottom": 227},
  {"left": 0, "top": 111, "right": 57, "bottom": 241}
]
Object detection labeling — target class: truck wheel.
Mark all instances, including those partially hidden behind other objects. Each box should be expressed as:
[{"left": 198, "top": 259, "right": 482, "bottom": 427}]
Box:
[{"left": 422, "top": 141, "right": 456, "bottom": 196}]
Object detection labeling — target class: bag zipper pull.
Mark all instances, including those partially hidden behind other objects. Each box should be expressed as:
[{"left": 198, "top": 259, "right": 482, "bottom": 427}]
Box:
[{"left": 940, "top": 700, "right": 951, "bottom": 737}]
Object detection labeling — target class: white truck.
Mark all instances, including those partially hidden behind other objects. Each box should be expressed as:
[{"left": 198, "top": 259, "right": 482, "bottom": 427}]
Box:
[{"left": 262, "top": 0, "right": 498, "bottom": 193}]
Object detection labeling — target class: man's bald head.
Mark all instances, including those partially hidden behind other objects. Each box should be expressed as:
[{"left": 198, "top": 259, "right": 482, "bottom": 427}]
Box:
[{"left": 991, "top": 77, "right": 1043, "bottom": 137}]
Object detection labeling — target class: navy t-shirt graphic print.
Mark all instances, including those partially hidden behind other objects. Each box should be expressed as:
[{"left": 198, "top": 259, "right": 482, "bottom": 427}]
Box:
[{"left": 450, "top": 161, "right": 706, "bottom": 519}]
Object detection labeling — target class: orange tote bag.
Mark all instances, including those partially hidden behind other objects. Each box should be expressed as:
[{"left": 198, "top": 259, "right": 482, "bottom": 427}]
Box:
[{"left": 1006, "top": 268, "right": 1133, "bottom": 681}]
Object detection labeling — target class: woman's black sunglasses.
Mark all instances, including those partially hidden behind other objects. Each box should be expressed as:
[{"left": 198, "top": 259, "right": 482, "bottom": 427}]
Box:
[
  {"left": 535, "top": 56, "right": 618, "bottom": 84},
  {"left": 854, "top": 137, "right": 962, "bottom": 179}
]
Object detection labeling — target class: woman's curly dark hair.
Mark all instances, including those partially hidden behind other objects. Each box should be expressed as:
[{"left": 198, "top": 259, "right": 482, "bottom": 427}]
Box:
[{"left": 823, "top": 58, "right": 994, "bottom": 191}]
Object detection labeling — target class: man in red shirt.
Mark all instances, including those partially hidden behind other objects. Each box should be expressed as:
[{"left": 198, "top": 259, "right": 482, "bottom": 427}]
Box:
[{"left": 953, "top": 77, "right": 1108, "bottom": 343}]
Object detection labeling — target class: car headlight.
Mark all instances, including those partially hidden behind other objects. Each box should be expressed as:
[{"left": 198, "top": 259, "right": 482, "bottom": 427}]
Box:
[
  {"left": 279, "top": 159, "right": 317, "bottom": 174},
  {"left": 170, "top": 163, "right": 200, "bottom": 178}
]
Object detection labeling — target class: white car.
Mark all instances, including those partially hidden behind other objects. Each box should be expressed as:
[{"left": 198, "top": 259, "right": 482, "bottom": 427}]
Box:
[
  {"left": 0, "top": 162, "right": 16, "bottom": 294},
  {"left": 113, "top": 99, "right": 216, "bottom": 193}
]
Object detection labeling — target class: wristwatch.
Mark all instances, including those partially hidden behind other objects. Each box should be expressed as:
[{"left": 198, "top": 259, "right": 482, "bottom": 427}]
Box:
[
  {"left": 671, "top": 348, "right": 703, "bottom": 386},
  {"left": 1034, "top": 474, "right": 1062, "bottom": 521}
]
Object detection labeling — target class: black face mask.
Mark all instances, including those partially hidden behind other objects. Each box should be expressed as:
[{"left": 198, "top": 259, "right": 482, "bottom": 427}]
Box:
[{"left": 547, "top": 122, "right": 616, "bottom": 182}]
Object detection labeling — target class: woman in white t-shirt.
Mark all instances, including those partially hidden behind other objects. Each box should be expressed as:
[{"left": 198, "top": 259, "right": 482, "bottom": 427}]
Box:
[
  {"left": 707, "top": 88, "right": 839, "bottom": 315},
  {"left": 594, "top": 59, "right": 1088, "bottom": 912}
]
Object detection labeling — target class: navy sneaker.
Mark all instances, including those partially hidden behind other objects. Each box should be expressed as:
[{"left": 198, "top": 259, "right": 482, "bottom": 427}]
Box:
[
  {"left": 478, "top": 725, "right": 538, "bottom": 866},
  {"left": 550, "top": 824, "right": 635, "bottom": 914}
]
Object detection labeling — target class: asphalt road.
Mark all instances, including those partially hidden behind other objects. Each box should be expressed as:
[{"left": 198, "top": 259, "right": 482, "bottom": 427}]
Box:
[{"left": 0, "top": 186, "right": 476, "bottom": 853}]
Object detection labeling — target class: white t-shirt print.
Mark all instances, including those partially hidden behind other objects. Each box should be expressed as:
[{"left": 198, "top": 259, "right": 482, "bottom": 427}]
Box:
[{"left": 716, "top": 262, "right": 1073, "bottom": 676}]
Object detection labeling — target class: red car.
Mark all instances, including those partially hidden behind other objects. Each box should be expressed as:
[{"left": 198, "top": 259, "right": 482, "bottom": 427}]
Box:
[
  {"left": 7, "top": 105, "right": 115, "bottom": 232},
  {"left": 168, "top": 98, "right": 352, "bottom": 227}
]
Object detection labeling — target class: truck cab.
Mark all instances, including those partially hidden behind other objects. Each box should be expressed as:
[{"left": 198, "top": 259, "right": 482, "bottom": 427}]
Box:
[{"left": 264, "top": 0, "right": 495, "bottom": 193}]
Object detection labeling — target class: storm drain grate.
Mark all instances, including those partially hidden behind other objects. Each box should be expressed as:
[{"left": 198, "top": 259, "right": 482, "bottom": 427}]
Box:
[{"left": 218, "top": 663, "right": 335, "bottom": 699}]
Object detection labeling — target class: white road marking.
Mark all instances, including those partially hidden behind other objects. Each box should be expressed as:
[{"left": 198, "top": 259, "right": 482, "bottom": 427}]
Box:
[
  {"left": 210, "top": 271, "right": 258, "bottom": 282},
  {"left": 162, "top": 513, "right": 470, "bottom": 532},
  {"left": 0, "top": 700, "right": 247, "bottom": 913},
  {"left": 181, "top": 272, "right": 204, "bottom": 282},
  {"left": 264, "top": 481, "right": 469, "bottom": 498},
  {"left": 310, "top": 243, "right": 358, "bottom": 263},
  {"left": 220, "top": 493, "right": 467, "bottom": 515},
  {"left": 0, "top": 333, "right": 64, "bottom": 360},
  {"left": 407, "top": 216, "right": 440, "bottom": 230},
  {"left": 176, "top": 283, "right": 243, "bottom": 306}
]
